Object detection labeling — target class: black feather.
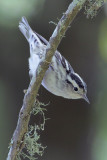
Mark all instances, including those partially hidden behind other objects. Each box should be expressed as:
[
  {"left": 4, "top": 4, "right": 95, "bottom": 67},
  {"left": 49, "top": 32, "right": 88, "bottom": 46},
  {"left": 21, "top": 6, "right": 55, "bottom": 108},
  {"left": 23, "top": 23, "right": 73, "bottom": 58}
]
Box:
[{"left": 70, "top": 73, "right": 86, "bottom": 90}]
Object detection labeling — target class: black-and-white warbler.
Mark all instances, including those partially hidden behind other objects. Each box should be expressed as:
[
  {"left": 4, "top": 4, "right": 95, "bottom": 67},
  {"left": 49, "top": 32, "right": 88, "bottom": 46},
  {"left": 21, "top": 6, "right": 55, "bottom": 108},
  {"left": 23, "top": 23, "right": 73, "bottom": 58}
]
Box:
[{"left": 19, "top": 17, "right": 89, "bottom": 103}]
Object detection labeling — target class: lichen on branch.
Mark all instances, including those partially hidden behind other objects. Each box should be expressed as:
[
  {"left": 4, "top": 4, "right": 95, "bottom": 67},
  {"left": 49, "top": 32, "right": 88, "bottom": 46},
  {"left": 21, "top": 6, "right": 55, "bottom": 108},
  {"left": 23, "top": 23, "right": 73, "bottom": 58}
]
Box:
[
  {"left": 17, "top": 100, "right": 47, "bottom": 160},
  {"left": 84, "top": 0, "right": 104, "bottom": 18}
]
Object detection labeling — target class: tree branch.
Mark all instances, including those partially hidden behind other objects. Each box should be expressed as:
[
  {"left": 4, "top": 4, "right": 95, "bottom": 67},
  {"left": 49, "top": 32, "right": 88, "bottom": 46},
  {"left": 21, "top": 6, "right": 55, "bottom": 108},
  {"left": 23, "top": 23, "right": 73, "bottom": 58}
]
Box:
[{"left": 7, "top": 0, "right": 87, "bottom": 159}]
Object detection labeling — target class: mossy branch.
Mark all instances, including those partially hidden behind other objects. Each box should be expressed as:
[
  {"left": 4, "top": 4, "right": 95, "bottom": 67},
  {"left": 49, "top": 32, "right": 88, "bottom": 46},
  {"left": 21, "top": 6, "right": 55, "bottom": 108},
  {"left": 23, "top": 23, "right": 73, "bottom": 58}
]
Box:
[{"left": 7, "top": 0, "right": 87, "bottom": 160}]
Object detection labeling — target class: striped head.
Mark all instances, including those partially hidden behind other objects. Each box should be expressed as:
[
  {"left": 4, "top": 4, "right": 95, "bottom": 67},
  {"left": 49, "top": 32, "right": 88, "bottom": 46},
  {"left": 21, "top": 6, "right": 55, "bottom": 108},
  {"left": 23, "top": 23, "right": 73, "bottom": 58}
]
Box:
[{"left": 66, "top": 72, "right": 89, "bottom": 103}]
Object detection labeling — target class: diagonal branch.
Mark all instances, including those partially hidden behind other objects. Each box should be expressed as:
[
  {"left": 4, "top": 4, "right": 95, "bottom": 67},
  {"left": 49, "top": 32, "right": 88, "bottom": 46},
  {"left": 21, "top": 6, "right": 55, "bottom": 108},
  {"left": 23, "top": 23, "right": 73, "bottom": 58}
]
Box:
[{"left": 7, "top": 0, "right": 87, "bottom": 159}]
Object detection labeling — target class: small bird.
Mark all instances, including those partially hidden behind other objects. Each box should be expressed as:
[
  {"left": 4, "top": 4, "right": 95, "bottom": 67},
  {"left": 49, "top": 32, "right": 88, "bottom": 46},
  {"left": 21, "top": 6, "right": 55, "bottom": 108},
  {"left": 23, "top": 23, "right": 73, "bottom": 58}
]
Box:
[{"left": 19, "top": 17, "right": 89, "bottom": 103}]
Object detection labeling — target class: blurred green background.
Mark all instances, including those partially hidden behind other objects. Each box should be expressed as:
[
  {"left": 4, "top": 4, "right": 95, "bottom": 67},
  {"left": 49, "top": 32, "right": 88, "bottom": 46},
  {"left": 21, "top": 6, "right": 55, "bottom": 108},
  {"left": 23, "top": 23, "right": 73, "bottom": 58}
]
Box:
[{"left": 0, "top": 0, "right": 107, "bottom": 160}]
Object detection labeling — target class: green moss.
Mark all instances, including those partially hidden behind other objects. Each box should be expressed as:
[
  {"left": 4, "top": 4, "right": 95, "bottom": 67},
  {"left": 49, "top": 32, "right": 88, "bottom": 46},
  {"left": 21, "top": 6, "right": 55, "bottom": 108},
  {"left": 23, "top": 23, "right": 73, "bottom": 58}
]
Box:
[
  {"left": 84, "top": 0, "right": 104, "bottom": 18},
  {"left": 17, "top": 100, "right": 48, "bottom": 160}
]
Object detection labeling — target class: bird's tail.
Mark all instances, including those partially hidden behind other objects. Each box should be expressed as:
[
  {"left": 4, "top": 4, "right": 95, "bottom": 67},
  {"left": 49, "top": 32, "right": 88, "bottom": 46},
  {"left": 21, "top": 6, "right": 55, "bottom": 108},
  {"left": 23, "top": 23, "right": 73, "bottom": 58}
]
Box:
[
  {"left": 19, "top": 16, "right": 42, "bottom": 45},
  {"left": 19, "top": 16, "right": 34, "bottom": 42}
]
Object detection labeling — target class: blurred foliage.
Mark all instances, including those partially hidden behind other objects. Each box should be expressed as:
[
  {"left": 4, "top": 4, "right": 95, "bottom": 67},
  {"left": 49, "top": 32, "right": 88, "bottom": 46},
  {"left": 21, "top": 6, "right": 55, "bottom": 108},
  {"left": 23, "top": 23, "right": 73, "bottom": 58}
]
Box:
[
  {"left": 92, "top": 18, "right": 107, "bottom": 160},
  {"left": 99, "top": 18, "right": 107, "bottom": 61},
  {"left": 0, "top": 0, "right": 45, "bottom": 28}
]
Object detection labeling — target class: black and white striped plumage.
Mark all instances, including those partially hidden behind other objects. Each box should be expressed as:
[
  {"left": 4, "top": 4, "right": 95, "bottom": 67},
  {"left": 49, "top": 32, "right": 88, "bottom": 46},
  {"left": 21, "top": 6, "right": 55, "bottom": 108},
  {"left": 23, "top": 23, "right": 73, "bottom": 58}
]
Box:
[{"left": 19, "top": 17, "right": 89, "bottom": 103}]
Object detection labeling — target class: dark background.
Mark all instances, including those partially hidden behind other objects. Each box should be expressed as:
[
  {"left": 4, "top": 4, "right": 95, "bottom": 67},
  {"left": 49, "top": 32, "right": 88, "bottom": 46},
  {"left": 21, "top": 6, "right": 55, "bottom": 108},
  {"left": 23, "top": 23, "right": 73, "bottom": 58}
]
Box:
[{"left": 0, "top": 0, "right": 107, "bottom": 160}]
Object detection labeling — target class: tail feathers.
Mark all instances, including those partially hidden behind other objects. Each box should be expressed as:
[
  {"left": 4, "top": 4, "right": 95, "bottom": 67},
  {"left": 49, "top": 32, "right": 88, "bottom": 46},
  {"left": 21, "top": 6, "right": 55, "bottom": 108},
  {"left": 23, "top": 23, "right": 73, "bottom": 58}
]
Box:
[
  {"left": 34, "top": 32, "right": 48, "bottom": 45},
  {"left": 19, "top": 16, "right": 32, "bottom": 41},
  {"left": 19, "top": 17, "right": 42, "bottom": 46}
]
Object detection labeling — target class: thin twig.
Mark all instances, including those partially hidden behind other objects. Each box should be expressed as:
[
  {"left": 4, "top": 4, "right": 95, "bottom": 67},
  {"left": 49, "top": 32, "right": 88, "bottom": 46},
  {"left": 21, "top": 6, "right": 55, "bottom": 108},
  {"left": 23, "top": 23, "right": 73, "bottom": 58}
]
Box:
[{"left": 7, "top": 0, "right": 87, "bottom": 159}]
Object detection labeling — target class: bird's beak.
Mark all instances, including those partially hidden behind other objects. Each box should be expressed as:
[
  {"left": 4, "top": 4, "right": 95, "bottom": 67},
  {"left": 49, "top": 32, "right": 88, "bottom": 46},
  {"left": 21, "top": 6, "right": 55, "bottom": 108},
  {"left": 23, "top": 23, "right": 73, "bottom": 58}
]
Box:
[{"left": 83, "top": 95, "right": 90, "bottom": 104}]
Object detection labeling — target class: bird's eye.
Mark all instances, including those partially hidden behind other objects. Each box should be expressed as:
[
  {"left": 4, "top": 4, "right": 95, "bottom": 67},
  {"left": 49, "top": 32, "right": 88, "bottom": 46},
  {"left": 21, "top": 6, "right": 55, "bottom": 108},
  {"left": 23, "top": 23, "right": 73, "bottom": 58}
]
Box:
[{"left": 74, "top": 87, "right": 78, "bottom": 91}]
